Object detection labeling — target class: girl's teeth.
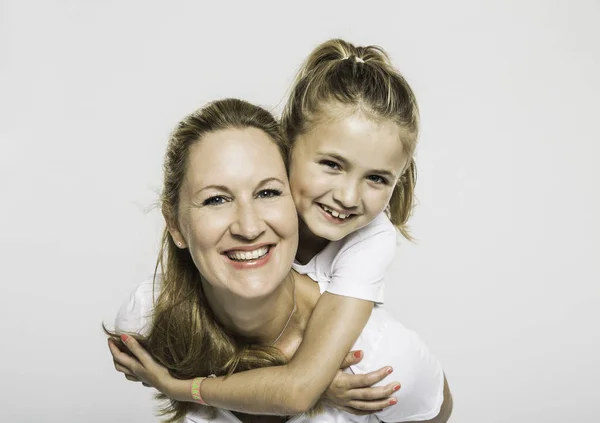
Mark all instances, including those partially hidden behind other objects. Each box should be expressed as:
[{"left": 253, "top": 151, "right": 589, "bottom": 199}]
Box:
[{"left": 321, "top": 204, "right": 350, "bottom": 220}]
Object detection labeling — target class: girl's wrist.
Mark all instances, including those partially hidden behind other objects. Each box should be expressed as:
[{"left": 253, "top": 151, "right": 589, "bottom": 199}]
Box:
[{"left": 162, "top": 378, "right": 196, "bottom": 402}]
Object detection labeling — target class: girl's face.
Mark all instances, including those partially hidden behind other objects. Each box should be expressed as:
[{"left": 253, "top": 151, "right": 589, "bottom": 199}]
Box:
[
  {"left": 289, "top": 110, "right": 408, "bottom": 242},
  {"left": 171, "top": 127, "right": 299, "bottom": 300}
]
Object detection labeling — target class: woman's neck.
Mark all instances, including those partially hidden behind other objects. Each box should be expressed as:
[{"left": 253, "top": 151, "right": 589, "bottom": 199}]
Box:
[
  {"left": 295, "top": 217, "right": 330, "bottom": 265},
  {"left": 201, "top": 274, "right": 297, "bottom": 345}
]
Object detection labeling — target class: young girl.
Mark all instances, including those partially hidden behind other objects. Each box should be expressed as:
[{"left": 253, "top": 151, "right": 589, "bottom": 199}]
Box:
[{"left": 111, "top": 38, "right": 420, "bottom": 417}]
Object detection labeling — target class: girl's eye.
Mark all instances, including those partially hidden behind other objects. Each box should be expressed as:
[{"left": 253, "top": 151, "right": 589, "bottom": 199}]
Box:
[
  {"left": 202, "top": 196, "right": 228, "bottom": 206},
  {"left": 367, "top": 175, "right": 388, "bottom": 184},
  {"left": 257, "top": 189, "right": 282, "bottom": 199},
  {"left": 320, "top": 160, "right": 341, "bottom": 170}
]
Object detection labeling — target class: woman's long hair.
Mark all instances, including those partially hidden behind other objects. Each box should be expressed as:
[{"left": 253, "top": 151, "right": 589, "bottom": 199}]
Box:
[{"left": 108, "top": 99, "right": 290, "bottom": 422}]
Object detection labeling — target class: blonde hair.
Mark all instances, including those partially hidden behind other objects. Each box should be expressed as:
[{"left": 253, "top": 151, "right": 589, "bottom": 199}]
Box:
[
  {"left": 282, "top": 38, "right": 419, "bottom": 239},
  {"left": 108, "top": 99, "right": 289, "bottom": 422}
]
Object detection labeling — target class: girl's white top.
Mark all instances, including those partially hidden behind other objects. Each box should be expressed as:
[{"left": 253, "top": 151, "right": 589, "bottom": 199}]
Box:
[{"left": 292, "top": 212, "right": 398, "bottom": 305}]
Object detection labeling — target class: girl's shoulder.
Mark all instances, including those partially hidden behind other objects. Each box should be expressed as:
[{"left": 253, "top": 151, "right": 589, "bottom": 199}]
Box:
[{"left": 342, "top": 212, "right": 397, "bottom": 247}]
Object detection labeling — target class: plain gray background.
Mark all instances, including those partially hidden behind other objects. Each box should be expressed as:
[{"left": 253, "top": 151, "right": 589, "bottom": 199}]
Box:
[{"left": 1, "top": 1, "right": 599, "bottom": 422}]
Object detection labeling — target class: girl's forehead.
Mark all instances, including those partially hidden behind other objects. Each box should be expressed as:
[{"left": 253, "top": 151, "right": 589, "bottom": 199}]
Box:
[{"left": 298, "top": 113, "right": 408, "bottom": 173}]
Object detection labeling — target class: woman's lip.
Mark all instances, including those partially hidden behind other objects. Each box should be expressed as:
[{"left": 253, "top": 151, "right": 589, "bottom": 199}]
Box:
[
  {"left": 223, "top": 245, "right": 274, "bottom": 270},
  {"left": 222, "top": 243, "right": 273, "bottom": 253}
]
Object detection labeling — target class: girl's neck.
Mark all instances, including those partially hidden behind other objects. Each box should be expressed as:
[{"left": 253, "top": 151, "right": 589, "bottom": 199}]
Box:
[
  {"left": 201, "top": 274, "right": 296, "bottom": 345},
  {"left": 295, "top": 217, "right": 330, "bottom": 265}
]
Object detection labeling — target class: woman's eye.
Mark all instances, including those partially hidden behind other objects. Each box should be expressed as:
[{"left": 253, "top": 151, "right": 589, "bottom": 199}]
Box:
[
  {"left": 320, "top": 160, "right": 341, "bottom": 170},
  {"left": 367, "top": 175, "right": 388, "bottom": 184},
  {"left": 202, "top": 196, "right": 228, "bottom": 206},
  {"left": 257, "top": 189, "right": 282, "bottom": 199}
]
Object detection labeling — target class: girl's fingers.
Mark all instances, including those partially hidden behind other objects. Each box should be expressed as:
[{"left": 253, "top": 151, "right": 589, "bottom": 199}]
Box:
[
  {"left": 119, "top": 334, "right": 153, "bottom": 366},
  {"left": 114, "top": 362, "right": 133, "bottom": 375},
  {"left": 346, "top": 397, "right": 397, "bottom": 411},
  {"left": 108, "top": 338, "right": 141, "bottom": 371},
  {"left": 339, "top": 350, "right": 363, "bottom": 369},
  {"left": 333, "top": 405, "right": 381, "bottom": 416},
  {"left": 349, "top": 383, "right": 401, "bottom": 401},
  {"left": 345, "top": 366, "right": 394, "bottom": 389},
  {"left": 125, "top": 374, "right": 141, "bottom": 382}
]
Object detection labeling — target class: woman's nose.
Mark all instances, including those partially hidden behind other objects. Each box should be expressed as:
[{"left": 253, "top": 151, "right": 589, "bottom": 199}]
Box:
[{"left": 230, "top": 202, "right": 266, "bottom": 240}]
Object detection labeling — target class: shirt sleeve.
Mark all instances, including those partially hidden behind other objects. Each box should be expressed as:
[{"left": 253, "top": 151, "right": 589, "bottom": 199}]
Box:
[
  {"left": 114, "top": 278, "right": 156, "bottom": 336},
  {"left": 351, "top": 311, "right": 445, "bottom": 422},
  {"left": 326, "top": 228, "right": 397, "bottom": 304}
]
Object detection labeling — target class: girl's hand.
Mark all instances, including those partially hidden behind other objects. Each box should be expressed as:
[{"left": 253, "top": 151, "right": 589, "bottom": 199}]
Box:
[
  {"left": 108, "top": 335, "right": 181, "bottom": 398},
  {"left": 322, "top": 350, "right": 400, "bottom": 415}
]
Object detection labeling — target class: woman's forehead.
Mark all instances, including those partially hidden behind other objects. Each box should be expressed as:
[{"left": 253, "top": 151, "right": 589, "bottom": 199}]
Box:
[{"left": 185, "top": 128, "right": 288, "bottom": 189}]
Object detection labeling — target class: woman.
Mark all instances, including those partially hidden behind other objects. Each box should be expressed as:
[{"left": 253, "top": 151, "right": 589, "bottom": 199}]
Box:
[{"left": 109, "top": 98, "right": 451, "bottom": 422}]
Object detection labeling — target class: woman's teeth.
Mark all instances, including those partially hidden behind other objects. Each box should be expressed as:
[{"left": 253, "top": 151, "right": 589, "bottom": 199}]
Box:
[
  {"left": 226, "top": 246, "right": 269, "bottom": 261},
  {"left": 321, "top": 204, "right": 351, "bottom": 220}
]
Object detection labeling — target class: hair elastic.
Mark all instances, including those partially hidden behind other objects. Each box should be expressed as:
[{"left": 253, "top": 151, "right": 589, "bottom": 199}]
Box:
[
  {"left": 191, "top": 374, "right": 217, "bottom": 405},
  {"left": 191, "top": 377, "right": 207, "bottom": 404}
]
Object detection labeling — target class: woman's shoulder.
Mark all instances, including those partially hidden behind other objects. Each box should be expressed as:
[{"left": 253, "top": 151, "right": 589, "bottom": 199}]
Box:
[
  {"left": 114, "top": 276, "right": 163, "bottom": 336},
  {"left": 350, "top": 308, "right": 446, "bottom": 422}
]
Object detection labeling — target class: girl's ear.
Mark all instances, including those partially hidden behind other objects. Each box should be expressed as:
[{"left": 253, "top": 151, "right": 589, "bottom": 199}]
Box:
[{"left": 162, "top": 205, "right": 187, "bottom": 249}]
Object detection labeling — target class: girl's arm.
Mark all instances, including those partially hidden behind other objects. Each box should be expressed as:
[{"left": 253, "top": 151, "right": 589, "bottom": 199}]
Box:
[
  {"left": 199, "top": 293, "right": 395, "bottom": 414},
  {"left": 112, "top": 294, "right": 398, "bottom": 415}
]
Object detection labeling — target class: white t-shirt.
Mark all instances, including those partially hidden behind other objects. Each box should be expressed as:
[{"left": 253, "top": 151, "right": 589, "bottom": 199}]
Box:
[
  {"left": 115, "top": 278, "right": 444, "bottom": 423},
  {"left": 292, "top": 212, "right": 397, "bottom": 305}
]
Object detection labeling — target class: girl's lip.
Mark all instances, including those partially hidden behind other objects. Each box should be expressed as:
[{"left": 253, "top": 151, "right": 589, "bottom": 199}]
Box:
[
  {"left": 317, "top": 203, "right": 355, "bottom": 224},
  {"left": 223, "top": 245, "right": 274, "bottom": 270}
]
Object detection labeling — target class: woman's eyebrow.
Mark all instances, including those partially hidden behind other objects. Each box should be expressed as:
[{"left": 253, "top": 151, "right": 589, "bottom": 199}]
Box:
[
  {"left": 256, "top": 177, "right": 286, "bottom": 187},
  {"left": 193, "top": 184, "right": 231, "bottom": 197}
]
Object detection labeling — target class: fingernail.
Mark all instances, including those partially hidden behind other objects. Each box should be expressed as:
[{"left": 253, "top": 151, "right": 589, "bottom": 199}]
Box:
[
  {"left": 393, "top": 384, "right": 401, "bottom": 392},
  {"left": 386, "top": 367, "right": 393, "bottom": 374},
  {"left": 389, "top": 398, "right": 397, "bottom": 406},
  {"left": 353, "top": 350, "right": 362, "bottom": 358},
  {"left": 120, "top": 334, "right": 129, "bottom": 342}
]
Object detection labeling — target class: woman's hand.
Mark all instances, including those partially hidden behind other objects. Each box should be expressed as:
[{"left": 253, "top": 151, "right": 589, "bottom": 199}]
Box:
[
  {"left": 108, "top": 334, "right": 187, "bottom": 400},
  {"left": 322, "top": 350, "right": 400, "bottom": 415}
]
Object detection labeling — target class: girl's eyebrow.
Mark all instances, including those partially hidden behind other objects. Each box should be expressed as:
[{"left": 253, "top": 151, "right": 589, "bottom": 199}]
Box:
[
  {"left": 318, "top": 151, "right": 397, "bottom": 178},
  {"left": 317, "top": 151, "right": 349, "bottom": 165}
]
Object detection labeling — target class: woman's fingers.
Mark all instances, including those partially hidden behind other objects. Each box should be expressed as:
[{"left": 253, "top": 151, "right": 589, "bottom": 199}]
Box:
[
  {"left": 125, "top": 374, "right": 141, "bottom": 382},
  {"left": 340, "top": 350, "right": 364, "bottom": 369},
  {"left": 345, "top": 366, "right": 394, "bottom": 389}
]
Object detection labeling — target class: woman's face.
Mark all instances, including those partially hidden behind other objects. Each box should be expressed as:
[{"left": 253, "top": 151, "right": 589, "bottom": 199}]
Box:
[{"left": 172, "top": 127, "right": 298, "bottom": 299}]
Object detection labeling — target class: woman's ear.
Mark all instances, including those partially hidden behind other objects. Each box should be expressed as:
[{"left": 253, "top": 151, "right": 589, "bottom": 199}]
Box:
[{"left": 162, "top": 205, "right": 187, "bottom": 249}]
